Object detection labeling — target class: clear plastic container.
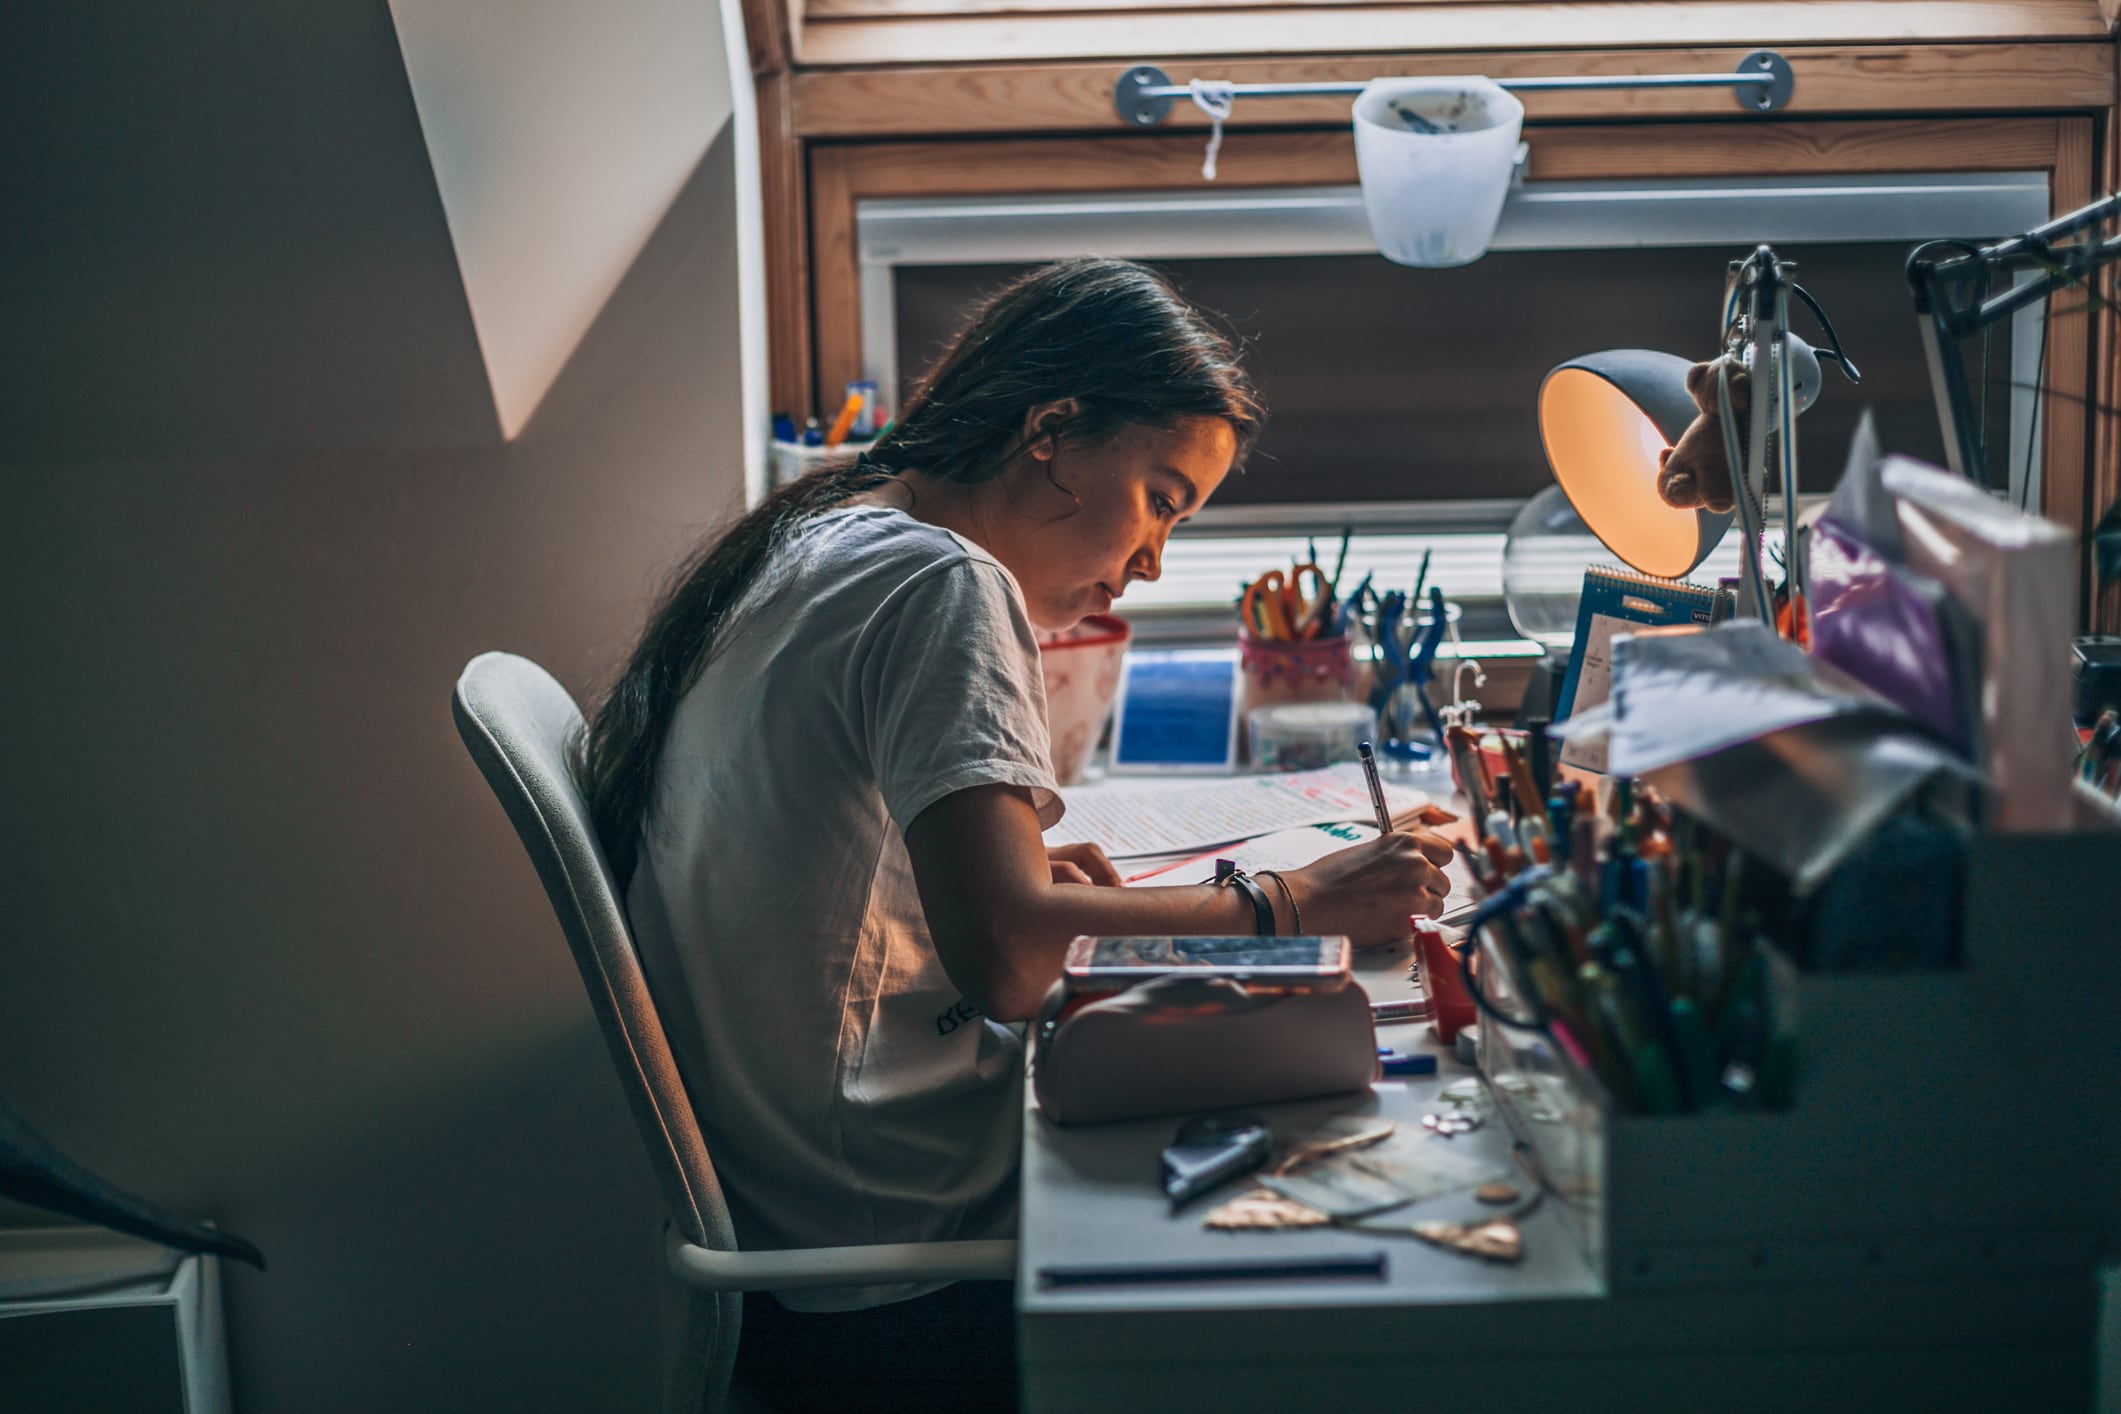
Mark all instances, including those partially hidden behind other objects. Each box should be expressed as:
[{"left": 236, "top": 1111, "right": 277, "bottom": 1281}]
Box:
[{"left": 1247, "top": 700, "right": 1378, "bottom": 772}]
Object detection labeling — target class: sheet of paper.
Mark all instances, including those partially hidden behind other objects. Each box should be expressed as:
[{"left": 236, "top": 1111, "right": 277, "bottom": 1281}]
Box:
[
  {"left": 1556, "top": 613, "right": 1620, "bottom": 774},
  {"left": 1122, "top": 822, "right": 1381, "bottom": 883},
  {"left": 1045, "top": 764, "right": 1429, "bottom": 859}
]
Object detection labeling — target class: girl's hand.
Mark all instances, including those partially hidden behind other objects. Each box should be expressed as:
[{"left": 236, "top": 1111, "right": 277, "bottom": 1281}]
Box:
[
  {"left": 1287, "top": 831, "right": 1454, "bottom": 946},
  {"left": 1048, "top": 842, "right": 1123, "bottom": 887}
]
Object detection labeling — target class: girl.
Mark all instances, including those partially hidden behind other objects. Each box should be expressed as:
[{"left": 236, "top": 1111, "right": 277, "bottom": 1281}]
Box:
[{"left": 577, "top": 258, "right": 1451, "bottom": 1407}]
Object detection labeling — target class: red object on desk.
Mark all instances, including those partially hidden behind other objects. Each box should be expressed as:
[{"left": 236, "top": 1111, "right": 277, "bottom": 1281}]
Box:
[{"left": 1413, "top": 916, "right": 1476, "bottom": 1044}]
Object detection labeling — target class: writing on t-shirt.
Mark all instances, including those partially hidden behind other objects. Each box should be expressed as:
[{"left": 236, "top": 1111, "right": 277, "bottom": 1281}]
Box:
[{"left": 935, "top": 998, "right": 984, "bottom": 1036}]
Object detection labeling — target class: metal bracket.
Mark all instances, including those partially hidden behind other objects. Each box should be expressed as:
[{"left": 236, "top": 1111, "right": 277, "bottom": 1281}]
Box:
[
  {"left": 1734, "top": 50, "right": 1795, "bottom": 112},
  {"left": 1114, "top": 65, "right": 1175, "bottom": 128}
]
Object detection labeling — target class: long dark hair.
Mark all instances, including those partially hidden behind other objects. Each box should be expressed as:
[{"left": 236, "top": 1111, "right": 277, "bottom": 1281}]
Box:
[{"left": 576, "top": 257, "right": 1264, "bottom": 886}]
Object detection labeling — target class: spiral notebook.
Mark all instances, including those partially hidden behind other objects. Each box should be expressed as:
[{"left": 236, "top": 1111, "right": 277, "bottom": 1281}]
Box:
[{"left": 1555, "top": 566, "right": 1737, "bottom": 773}]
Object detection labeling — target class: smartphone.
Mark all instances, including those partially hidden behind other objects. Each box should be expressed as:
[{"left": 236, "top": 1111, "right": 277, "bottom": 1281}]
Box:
[{"left": 1061, "top": 935, "right": 1350, "bottom": 993}]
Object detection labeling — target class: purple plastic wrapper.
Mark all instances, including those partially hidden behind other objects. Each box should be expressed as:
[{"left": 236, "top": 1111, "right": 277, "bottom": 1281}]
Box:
[{"left": 1808, "top": 516, "right": 1967, "bottom": 752}]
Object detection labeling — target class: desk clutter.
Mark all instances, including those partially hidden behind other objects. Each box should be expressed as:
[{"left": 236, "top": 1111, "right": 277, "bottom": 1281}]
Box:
[
  {"left": 1481, "top": 427, "right": 2121, "bottom": 1293},
  {"left": 1449, "top": 777, "right": 1797, "bottom": 1118},
  {"left": 766, "top": 382, "right": 887, "bottom": 487},
  {"left": 1233, "top": 535, "right": 1470, "bottom": 768},
  {"left": 1030, "top": 415, "right": 2121, "bottom": 1295}
]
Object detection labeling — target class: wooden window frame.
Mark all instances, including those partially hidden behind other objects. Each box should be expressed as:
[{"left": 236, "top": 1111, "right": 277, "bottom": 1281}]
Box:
[{"left": 800, "top": 115, "right": 2111, "bottom": 615}]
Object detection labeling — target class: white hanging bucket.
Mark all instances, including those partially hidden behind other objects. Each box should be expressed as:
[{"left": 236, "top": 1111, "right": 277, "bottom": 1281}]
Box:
[{"left": 1352, "top": 77, "right": 1525, "bottom": 268}]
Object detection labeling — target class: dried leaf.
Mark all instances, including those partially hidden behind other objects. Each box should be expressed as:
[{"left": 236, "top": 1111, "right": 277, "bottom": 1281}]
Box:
[
  {"left": 1268, "top": 1118, "right": 1396, "bottom": 1177},
  {"left": 1410, "top": 1218, "right": 1524, "bottom": 1263},
  {"left": 1202, "top": 1188, "right": 1332, "bottom": 1230}
]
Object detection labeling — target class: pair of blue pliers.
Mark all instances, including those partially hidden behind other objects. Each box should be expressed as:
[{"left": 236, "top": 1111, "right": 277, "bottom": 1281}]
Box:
[
  {"left": 1405, "top": 586, "right": 1449, "bottom": 745},
  {"left": 1371, "top": 591, "right": 1410, "bottom": 713},
  {"left": 1331, "top": 572, "right": 1377, "bottom": 639},
  {"left": 1374, "top": 587, "right": 1449, "bottom": 756}
]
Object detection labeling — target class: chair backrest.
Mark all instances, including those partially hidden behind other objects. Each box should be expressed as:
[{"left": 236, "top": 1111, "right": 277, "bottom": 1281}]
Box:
[{"left": 451, "top": 652, "right": 736, "bottom": 1254}]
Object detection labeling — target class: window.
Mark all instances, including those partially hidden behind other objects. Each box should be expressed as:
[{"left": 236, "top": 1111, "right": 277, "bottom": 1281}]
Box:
[{"left": 861, "top": 173, "right": 2051, "bottom": 619}]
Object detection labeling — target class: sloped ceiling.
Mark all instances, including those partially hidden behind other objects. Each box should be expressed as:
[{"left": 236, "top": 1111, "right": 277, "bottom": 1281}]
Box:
[
  {"left": 3, "top": 1, "right": 734, "bottom": 460},
  {"left": 388, "top": 0, "right": 735, "bottom": 439}
]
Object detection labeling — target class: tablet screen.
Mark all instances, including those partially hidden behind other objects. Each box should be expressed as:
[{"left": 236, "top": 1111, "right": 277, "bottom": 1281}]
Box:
[{"left": 1109, "top": 649, "right": 1240, "bottom": 773}]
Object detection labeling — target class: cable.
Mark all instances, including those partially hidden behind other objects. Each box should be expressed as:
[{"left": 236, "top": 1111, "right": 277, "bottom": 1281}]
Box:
[
  {"left": 1790, "top": 281, "right": 1863, "bottom": 384},
  {"left": 1455, "top": 928, "right": 1548, "bottom": 1033}
]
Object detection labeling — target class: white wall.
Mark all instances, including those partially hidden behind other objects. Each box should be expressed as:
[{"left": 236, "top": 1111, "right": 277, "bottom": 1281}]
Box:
[{"left": 1, "top": 4, "right": 754, "bottom": 1410}]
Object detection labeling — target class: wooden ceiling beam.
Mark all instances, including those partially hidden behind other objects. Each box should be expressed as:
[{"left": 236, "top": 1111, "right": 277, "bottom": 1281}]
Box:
[{"left": 793, "top": 1, "right": 2110, "bottom": 67}]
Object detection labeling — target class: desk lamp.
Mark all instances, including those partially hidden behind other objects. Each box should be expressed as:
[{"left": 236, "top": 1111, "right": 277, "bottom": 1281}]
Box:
[
  {"left": 1536, "top": 349, "right": 1733, "bottom": 581},
  {"left": 1537, "top": 249, "right": 1851, "bottom": 626}
]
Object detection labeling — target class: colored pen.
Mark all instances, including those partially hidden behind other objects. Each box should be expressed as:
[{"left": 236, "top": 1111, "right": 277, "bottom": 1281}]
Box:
[
  {"left": 1526, "top": 719, "right": 1553, "bottom": 805},
  {"left": 822, "top": 390, "right": 865, "bottom": 448},
  {"left": 1501, "top": 735, "right": 1542, "bottom": 831},
  {"left": 1358, "top": 740, "right": 1394, "bottom": 835},
  {"left": 1330, "top": 526, "right": 1352, "bottom": 595},
  {"left": 1411, "top": 547, "right": 1433, "bottom": 606},
  {"left": 1485, "top": 809, "right": 1517, "bottom": 850},
  {"left": 1445, "top": 725, "right": 1491, "bottom": 823},
  {"left": 1454, "top": 839, "right": 1492, "bottom": 899}
]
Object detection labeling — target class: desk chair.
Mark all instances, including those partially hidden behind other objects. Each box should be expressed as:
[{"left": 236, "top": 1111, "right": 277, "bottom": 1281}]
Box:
[{"left": 451, "top": 652, "right": 1016, "bottom": 1414}]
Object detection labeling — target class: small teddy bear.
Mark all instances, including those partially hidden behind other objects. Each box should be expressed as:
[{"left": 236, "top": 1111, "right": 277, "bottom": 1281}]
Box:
[{"left": 1656, "top": 356, "right": 1745, "bottom": 514}]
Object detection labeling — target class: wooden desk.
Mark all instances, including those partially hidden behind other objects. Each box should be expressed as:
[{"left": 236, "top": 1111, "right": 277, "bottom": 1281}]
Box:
[{"left": 1015, "top": 936, "right": 2099, "bottom": 1412}]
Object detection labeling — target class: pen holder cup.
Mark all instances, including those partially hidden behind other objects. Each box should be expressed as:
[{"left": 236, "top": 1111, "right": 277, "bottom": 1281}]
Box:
[
  {"left": 1352, "top": 77, "right": 1526, "bottom": 268},
  {"left": 767, "top": 440, "right": 864, "bottom": 490},
  {"left": 1237, "top": 629, "right": 1356, "bottom": 763},
  {"left": 1038, "top": 614, "right": 1131, "bottom": 786}
]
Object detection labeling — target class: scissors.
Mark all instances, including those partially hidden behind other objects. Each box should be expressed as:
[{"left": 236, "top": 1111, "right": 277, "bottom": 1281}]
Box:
[{"left": 1241, "top": 563, "right": 1332, "bottom": 641}]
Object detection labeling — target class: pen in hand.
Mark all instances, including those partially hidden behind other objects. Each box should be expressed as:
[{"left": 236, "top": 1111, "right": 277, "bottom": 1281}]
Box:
[{"left": 1358, "top": 740, "right": 1394, "bottom": 836}]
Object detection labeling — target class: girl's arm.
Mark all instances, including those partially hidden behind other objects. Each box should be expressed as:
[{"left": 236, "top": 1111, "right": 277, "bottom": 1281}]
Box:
[{"left": 905, "top": 784, "right": 1451, "bottom": 1022}]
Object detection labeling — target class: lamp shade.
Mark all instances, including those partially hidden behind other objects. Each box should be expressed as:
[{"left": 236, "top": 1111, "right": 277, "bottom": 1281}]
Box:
[{"left": 1538, "top": 349, "right": 1733, "bottom": 580}]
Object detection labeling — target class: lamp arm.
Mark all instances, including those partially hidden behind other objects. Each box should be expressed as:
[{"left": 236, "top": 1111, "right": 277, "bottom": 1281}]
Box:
[
  {"left": 1720, "top": 358, "right": 1773, "bottom": 627},
  {"left": 1776, "top": 300, "right": 1805, "bottom": 604},
  {"left": 1724, "top": 246, "right": 1792, "bottom": 628},
  {"left": 1906, "top": 191, "right": 2121, "bottom": 485}
]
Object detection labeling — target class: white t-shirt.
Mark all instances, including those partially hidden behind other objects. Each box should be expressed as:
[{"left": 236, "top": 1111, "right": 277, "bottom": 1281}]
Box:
[{"left": 627, "top": 504, "right": 1063, "bottom": 1311}]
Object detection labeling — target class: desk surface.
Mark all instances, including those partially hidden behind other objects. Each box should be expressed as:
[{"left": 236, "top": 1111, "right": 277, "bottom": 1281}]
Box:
[
  {"left": 1015, "top": 784, "right": 2101, "bottom": 1412},
  {"left": 1018, "top": 937, "right": 1598, "bottom": 1317}
]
